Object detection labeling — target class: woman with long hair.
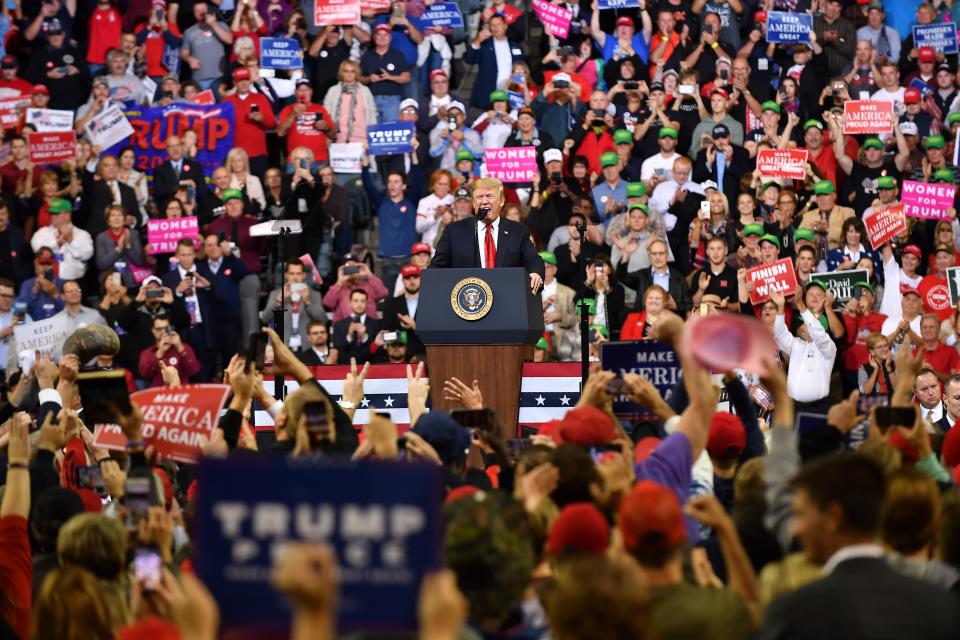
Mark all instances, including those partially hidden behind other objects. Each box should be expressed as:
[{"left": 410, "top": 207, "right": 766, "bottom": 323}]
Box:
[
  {"left": 689, "top": 191, "right": 733, "bottom": 270},
  {"left": 225, "top": 147, "right": 267, "bottom": 212},
  {"left": 416, "top": 169, "right": 454, "bottom": 248},
  {"left": 826, "top": 217, "right": 880, "bottom": 275},
  {"left": 117, "top": 147, "right": 149, "bottom": 218},
  {"left": 323, "top": 60, "right": 378, "bottom": 144}
]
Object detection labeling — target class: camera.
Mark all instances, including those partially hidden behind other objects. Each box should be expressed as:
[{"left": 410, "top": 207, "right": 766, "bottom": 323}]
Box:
[
  {"left": 553, "top": 79, "right": 570, "bottom": 89},
  {"left": 146, "top": 288, "right": 164, "bottom": 300},
  {"left": 343, "top": 265, "right": 360, "bottom": 275},
  {"left": 550, "top": 171, "right": 562, "bottom": 185},
  {"left": 623, "top": 80, "right": 638, "bottom": 90}
]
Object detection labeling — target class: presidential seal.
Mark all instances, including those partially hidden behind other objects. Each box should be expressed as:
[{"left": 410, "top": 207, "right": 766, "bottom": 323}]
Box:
[{"left": 451, "top": 277, "right": 493, "bottom": 320}]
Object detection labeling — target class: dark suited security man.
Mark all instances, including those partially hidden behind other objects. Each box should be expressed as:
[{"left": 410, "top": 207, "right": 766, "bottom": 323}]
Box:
[
  {"left": 152, "top": 135, "right": 207, "bottom": 207},
  {"left": 431, "top": 177, "right": 545, "bottom": 294}
]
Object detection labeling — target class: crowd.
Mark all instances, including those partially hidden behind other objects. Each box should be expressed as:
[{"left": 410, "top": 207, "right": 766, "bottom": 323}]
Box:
[{"left": 0, "top": 0, "right": 959, "bottom": 638}]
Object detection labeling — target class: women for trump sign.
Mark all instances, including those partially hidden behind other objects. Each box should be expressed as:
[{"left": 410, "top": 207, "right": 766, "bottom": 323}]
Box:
[
  {"left": 901, "top": 180, "right": 956, "bottom": 221},
  {"left": 484, "top": 147, "right": 537, "bottom": 182}
]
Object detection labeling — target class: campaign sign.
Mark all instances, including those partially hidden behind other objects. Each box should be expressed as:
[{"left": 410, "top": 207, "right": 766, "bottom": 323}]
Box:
[
  {"left": 0, "top": 92, "right": 26, "bottom": 129},
  {"left": 14, "top": 314, "right": 70, "bottom": 360},
  {"left": 193, "top": 89, "right": 216, "bottom": 106},
  {"left": 765, "top": 11, "right": 813, "bottom": 44},
  {"left": 314, "top": 0, "right": 361, "bottom": 26},
  {"left": 597, "top": 0, "right": 640, "bottom": 9},
  {"left": 330, "top": 142, "right": 364, "bottom": 173},
  {"left": 27, "top": 130, "right": 76, "bottom": 165},
  {"left": 25, "top": 108, "right": 74, "bottom": 132},
  {"left": 419, "top": 3, "right": 464, "bottom": 28},
  {"left": 195, "top": 458, "right": 443, "bottom": 631},
  {"left": 901, "top": 180, "right": 956, "bottom": 221},
  {"left": 863, "top": 204, "right": 907, "bottom": 248},
  {"left": 366, "top": 122, "right": 415, "bottom": 155},
  {"left": 361, "top": 0, "right": 392, "bottom": 11},
  {"left": 260, "top": 37, "right": 304, "bottom": 70},
  {"left": 947, "top": 267, "right": 960, "bottom": 307},
  {"left": 131, "top": 384, "right": 230, "bottom": 463},
  {"left": 92, "top": 423, "right": 128, "bottom": 451},
  {"left": 810, "top": 269, "right": 870, "bottom": 306},
  {"left": 105, "top": 102, "right": 234, "bottom": 178},
  {"left": 600, "top": 341, "right": 680, "bottom": 417},
  {"left": 85, "top": 105, "right": 135, "bottom": 150},
  {"left": 507, "top": 90, "right": 525, "bottom": 110},
  {"left": 484, "top": 146, "right": 537, "bottom": 182},
  {"left": 913, "top": 22, "right": 959, "bottom": 55},
  {"left": 746, "top": 258, "right": 799, "bottom": 305},
  {"left": 147, "top": 216, "right": 200, "bottom": 255},
  {"left": 532, "top": 0, "right": 572, "bottom": 39},
  {"left": 843, "top": 100, "right": 894, "bottom": 135},
  {"left": 756, "top": 148, "right": 808, "bottom": 180}
]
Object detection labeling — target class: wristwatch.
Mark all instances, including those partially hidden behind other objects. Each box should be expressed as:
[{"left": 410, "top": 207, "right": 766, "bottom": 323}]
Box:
[{"left": 337, "top": 400, "right": 355, "bottom": 410}]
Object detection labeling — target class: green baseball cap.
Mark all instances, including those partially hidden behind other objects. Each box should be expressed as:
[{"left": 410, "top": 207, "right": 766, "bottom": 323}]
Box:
[
  {"left": 489, "top": 90, "right": 508, "bottom": 104},
  {"left": 455, "top": 149, "right": 475, "bottom": 163},
  {"left": 48, "top": 197, "right": 72, "bottom": 214},
  {"left": 858, "top": 282, "right": 875, "bottom": 296},
  {"left": 925, "top": 135, "right": 946, "bottom": 149},
  {"left": 759, "top": 233, "right": 781, "bottom": 249},
  {"left": 626, "top": 182, "right": 647, "bottom": 198},
  {"left": 813, "top": 180, "right": 835, "bottom": 195},
  {"left": 743, "top": 223, "right": 765, "bottom": 237},
  {"left": 761, "top": 100, "right": 781, "bottom": 114},
  {"left": 613, "top": 129, "right": 633, "bottom": 145},
  {"left": 590, "top": 324, "right": 609, "bottom": 338},
  {"left": 803, "top": 119, "right": 824, "bottom": 131},
  {"left": 794, "top": 227, "right": 816, "bottom": 242},
  {"left": 862, "top": 137, "right": 884, "bottom": 150},
  {"left": 876, "top": 175, "right": 897, "bottom": 190},
  {"left": 760, "top": 181, "right": 781, "bottom": 193},
  {"left": 948, "top": 112, "right": 960, "bottom": 126},
  {"left": 578, "top": 298, "right": 597, "bottom": 314},
  {"left": 658, "top": 126, "right": 679, "bottom": 139},
  {"left": 538, "top": 251, "right": 557, "bottom": 266},
  {"left": 934, "top": 168, "right": 956, "bottom": 183},
  {"left": 536, "top": 336, "right": 549, "bottom": 350},
  {"left": 221, "top": 188, "right": 243, "bottom": 202},
  {"left": 600, "top": 151, "right": 619, "bottom": 168},
  {"left": 628, "top": 201, "right": 648, "bottom": 214},
  {"left": 386, "top": 330, "right": 408, "bottom": 345}
]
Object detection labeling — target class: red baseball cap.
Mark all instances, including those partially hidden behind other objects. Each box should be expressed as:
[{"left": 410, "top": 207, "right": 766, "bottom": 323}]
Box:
[
  {"left": 902, "top": 244, "right": 922, "bottom": 258},
  {"left": 683, "top": 312, "right": 778, "bottom": 375},
  {"left": 445, "top": 485, "right": 481, "bottom": 504},
  {"left": 400, "top": 263, "right": 421, "bottom": 277},
  {"left": 754, "top": 10, "right": 768, "bottom": 22},
  {"left": 618, "top": 481, "right": 686, "bottom": 552},
  {"left": 634, "top": 436, "right": 661, "bottom": 463},
  {"left": 707, "top": 412, "right": 746, "bottom": 460},
  {"left": 374, "top": 23, "right": 391, "bottom": 34},
  {"left": 429, "top": 69, "right": 448, "bottom": 82},
  {"left": 709, "top": 86, "right": 729, "bottom": 99},
  {"left": 616, "top": 16, "right": 634, "bottom": 27},
  {"left": 32, "top": 84, "right": 49, "bottom": 95},
  {"left": 410, "top": 242, "right": 431, "bottom": 255},
  {"left": 904, "top": 87, "right": 922, "bottom": 104},
  {"left": 547, "top": 502, "right": 610, "bottom": 557},
  {"left": 919, "top": 47, "right": 936, "bottom": 63},
  {"left": 553, "top": 406, "right": 617, "bottom": 445},
  {"left": 232, "top": 67, "right": 251, "bottom": 80}
]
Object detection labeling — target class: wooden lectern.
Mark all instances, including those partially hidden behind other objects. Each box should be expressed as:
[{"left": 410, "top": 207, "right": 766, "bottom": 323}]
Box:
[{"left": 418, "top": 268, "right": 544, "bottom": 439}]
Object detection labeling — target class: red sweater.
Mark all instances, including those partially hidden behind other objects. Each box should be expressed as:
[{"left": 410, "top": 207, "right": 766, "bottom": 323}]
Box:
[
  {"left": 224, "top": 92, "right": 276, "bottom": 159},
  {"left": 914, "top": 341, "right": 960, "bottom": 378},
  {"left": 139, "top": 343, "right": 201, "bottom": 388},
  {"left": 88, "top": 6, "right": 123, "bottom": 64},
  {"left": 843, "top": 312, "right": 887, "bottom": 370},
  {"left": 0, "top": 516, "right": 32, "bottom": 640}
]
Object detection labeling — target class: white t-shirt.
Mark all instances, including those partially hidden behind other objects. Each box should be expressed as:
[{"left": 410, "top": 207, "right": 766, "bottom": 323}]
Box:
[
  {"left": 871, "top": 87, "right": 906, "bottom": 115},
  {"left": 640, "top": 152, "right": 680, "bottom": 182}
]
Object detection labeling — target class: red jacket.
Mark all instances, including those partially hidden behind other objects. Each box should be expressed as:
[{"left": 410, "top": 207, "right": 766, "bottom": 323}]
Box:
[
  {"left": 139, "top": 343, "right": 201, "bottom": 388},
  {"left": 572, "top": 129, "right": 615, "bottom": 177},
  {"left": 224, "top": 92, "right": 276, "bottom": 159}
]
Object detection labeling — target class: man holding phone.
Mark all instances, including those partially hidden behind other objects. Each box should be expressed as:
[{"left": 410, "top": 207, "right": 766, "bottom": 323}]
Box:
[
  {"left": 277, "top": 79, "right": 336, "bottom": 163},
  {"left": 161, "top": 238, "right": 214, "bottom": 381},
  {"left": 152, "top": 135, "right": 206, "bottom": 207},
  {"left": 260, "top": 259, "right": 327, "bottom": 352},
  {"left": 223, "top": 67, "right": 276, "bottom": 177},
  {"left": 138, "top": 315, "right": 200, "bottom": 388},
  {"left": 332, "top": 289, "right": 380, "bottom": 364}
]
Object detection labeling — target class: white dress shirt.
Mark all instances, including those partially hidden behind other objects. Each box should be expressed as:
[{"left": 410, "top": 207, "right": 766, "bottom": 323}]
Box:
[
  {"left": 176, "top": 264, "right": 203, "bottom": 324},
  {"left": 30, "top": 225, "right": 94, "bottom": 280},
  {"left": 822, "top": 543, "right": 885, "bottom": 575},
  {"left": 476, "top": 217, "right": 501, "bottom": 268}
]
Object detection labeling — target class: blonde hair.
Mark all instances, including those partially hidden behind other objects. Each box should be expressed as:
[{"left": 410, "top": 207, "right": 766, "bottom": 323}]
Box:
[
  {"left": 226, "top": 147, "right": 251, "bottom": 175},
  {"left": 472, "top": 177, "right": 505, "bottom": 207},
  {"left": 57, "top": 513, "right": 128, "bottom": 581},
  {"left": 32, "top": 567, "right": 115, "bottom": 640},
  {"left": 338, "top": 59, "right": 361, "bottom": 82}
]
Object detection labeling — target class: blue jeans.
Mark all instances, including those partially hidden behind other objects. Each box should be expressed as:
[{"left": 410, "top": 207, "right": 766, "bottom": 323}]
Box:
[
  {"left": 374, "top": 94, "right": 402, "bottom": 124},
  {"left": 417, "top": 48, "right": 444, "bottom": 98},
  {"left": 196, "top": 77, "right": 223, "bottom": 97}
]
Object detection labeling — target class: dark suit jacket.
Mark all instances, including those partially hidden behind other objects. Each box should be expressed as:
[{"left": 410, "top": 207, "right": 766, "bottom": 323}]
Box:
[
  {"left": 160, "top": 269, "right": 216, "bottom": 347},
  {"left": 152, "top": 158, "right": 207, "bottom": 207},
  {"left": 431, "top": 216, "right": 545, "bottom": 280},
  {"left": 380, "top": 293, "right": 424, "bottom": 355},
  {"left": 692, "top": 145, "right": 752, "bottom": 209},
  {"left": 332, "top": 315, "right": 380, "bottom": 364},
  {"left": 196, "top": 256, "right": 246, "bottom": 324},
  {"left": 463, "top": 39, "right": 525, "bottom": 109},
  {"left": 621, "top": 265, "right": 692, "bottom": 315},
  {"left": 760, "top": 557, "right": 960, "bottom": 640},
  {"left": 80, "top": 174, "right": 141, "bottom": 238},
  {"left": 297, "top": 347, "right": 332, "bottom": 366}
]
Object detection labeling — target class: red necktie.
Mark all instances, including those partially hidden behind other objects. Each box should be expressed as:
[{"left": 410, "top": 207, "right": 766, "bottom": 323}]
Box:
[{"left": 484, "top": 222, "right": 496, "bottom": 268}]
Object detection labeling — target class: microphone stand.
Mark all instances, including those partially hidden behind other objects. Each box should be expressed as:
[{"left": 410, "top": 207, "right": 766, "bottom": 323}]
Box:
[{"left": 577, "top": 222, "right": 589, "bottom": 387}]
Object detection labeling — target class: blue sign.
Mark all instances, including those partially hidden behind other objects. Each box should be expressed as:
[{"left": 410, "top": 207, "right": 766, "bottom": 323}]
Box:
[
  {"left": 367, "top": 122, "right": 416, "bottom": 155},
  {"left": 507, "top": 90, "right": 525, "bottom": 110},
  {"left": 765, "top": 11, "right": 813, "bottom": 45},
  {"left": 908, "top": 77, "right": 933, "bottom": 97},
  {"left": 420, "top": 3, "right": 464, "bottom": 28},
  {"left": 195, "top": 458, "right": 443, "bottom": 632},
  {"left": 597, "top": 0, "right": 640, "bottom": 9},
  {"left": 260, "top": 37, "right": 304, "bottom": 70},
  {"left": 600, "top": 341, "right": 681, "bottom": 416},
  {"left": 913, "top": 22, "right": 959, "bottom": 55}
]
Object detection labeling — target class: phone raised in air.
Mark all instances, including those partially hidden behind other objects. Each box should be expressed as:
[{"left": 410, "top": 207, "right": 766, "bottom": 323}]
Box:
[
  {"left": 874, "top": 406, "right": 917, "bottom": 434},
  {"left": 246, "top": 331, "right": 268, "bottom": 370},
  {"left": 450, "top": 408, "right": 496, "bottom": 432}
]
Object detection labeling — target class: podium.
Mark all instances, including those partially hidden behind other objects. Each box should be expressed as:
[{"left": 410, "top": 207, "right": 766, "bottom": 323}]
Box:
[{"left": 418, "top": 268, "right": 544, "bottom": 438}]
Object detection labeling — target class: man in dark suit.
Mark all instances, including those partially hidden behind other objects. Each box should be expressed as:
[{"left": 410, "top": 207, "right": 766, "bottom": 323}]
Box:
[
  {"left": 380, "top": 263, "right": 424, "bottom": 357},
  {"left": 81, "top": 154, "right": 141, "bottom": 237},
  {"left": 297, "top": 320, "right": 336, "bottom": 365},
  {"left": 692, "top": 124, "right": 752, "bottom": 208},
  {"left": 196, "top": 234, "right": 246, "bottom": 373},
  {"left": 432, "top": 177, "right": 545, "bottom": 294},
  {"left": 621, "top": 238, "right": 692, "bottom": 315},
  {"left": 332, "top": 289, "right": 380, "bottom": 365},
  {"left": 160, "top": 238, "right": 215, "bottom": 381},
  {"left": 462, "top": 14, "right": 525, "bottom": 110},
  {"left": 152, "top": 135, "right": 207, "bottom": 207},
  {"left": 760, "top": 453, "right": 960, "bottom": 639}
]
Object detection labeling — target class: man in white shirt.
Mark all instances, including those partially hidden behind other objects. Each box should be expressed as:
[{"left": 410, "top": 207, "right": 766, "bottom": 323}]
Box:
[
  {"left": 648, "top": 156, "right": 704, "bottom": 234},
  {"left": 771, "top": 289, "right": 837, "bottom": 414},
  {"left": 640, "top": 126, "right": 681, "bottom": 188},
  {"left": 871, "top": 60, "right": 906, "bottom": 115},
  {"left": 54, "top": 279, "right": 107, "bottom": 334},
  {"left": 29, "top": 199, "right": 94, "bottom": 281},
  {"left": 915, "top": 368, "right": 945, "bottom": 424}
]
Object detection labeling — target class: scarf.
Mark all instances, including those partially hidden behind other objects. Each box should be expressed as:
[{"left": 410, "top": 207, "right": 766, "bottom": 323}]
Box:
[{"left": 335, "top": 83, "right": 364, "bottom": 143}]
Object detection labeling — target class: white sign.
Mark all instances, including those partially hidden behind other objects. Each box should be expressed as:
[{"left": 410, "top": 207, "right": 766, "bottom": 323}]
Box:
[
  {"left": 329, "top": 142, "right": 363, "bottom": 174},
  {"left": 25, "top": 108, "right": 74, "bottom": 132},
  {"left": 85, "top": 105, "right": 135, "bottom": 149},
  {"left": 14, "top": 314, "right": 71, "bottom": 361}
]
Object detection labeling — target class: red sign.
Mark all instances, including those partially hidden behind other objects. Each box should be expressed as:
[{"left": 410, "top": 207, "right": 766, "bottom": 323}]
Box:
[
  {"left": 919, "top": 275, "right": 953, "bottom": 320},
  {"left": 843, "top": 100, "right": 894, "bottom": 135},
  {"left": 92, "top": 423, "right": 128, "bottom": 451},
  {"left": 314, "top": 0, "right": 361, "bottom": 25},
  {"left": 360, "top": 0, "right": 391, "bottom": 11},
  {"left": 27, "top": 130, "right": 76, "bottom": 165},
  {"left": 863, "top": 203, "right": 907, "bottom": 248},
  {"left": 193, "top": 89, "right": 216, "bottom": 106},
  {"left": 747, "top": 258, "right": 799, "bottom": 305},
  {"left": 131, "top": 384, "right": 231, "bottom": 463},
  {"left": 0, "top": 94, "right": 24, "bottom": 129},
  {"left": 756, "top": 148, "right": 808, "bottom": 180}
]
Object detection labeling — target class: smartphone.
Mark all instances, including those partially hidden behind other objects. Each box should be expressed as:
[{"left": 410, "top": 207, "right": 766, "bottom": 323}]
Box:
[
  {"left": 704, "top": 24, "right": 714, "bottom": 35},
  {"left": 125, "top": 477, "right": 151, "bottom": 529},
  {"left": 146, "top": 288, "right": 164, "bottom": 299},
  {"left": 392, "top": 3, "right": 404, "bottom": 18},
  {"left": 874, "top": 406, "right": 917, "bottom": 433},
  {"left": 134, "top": 547, "right": 163, "bottom": 590},
  {"left": 592, "top": 108, "right": 606, "bottom": 119},
  {"left": 247, "top": 331, "right": 268, "bottom": 369},
  {"left": 605, "top": 377, "right": 628, "bottom": 395},
  {"left": 13, "top": 300, "right": 26, "bottom": 316},
  {"left": 43, "top": 268, "right": 55, "bottom": 281},
  {"left": 699, "top": 302, "right": 710, "bottom": 316},
  {"left": 451, "top": 408, "right": 496, "bottom": 432},
  {"left": 678, "top": 84, "right": 694, "bottom": 95},
  {"left": 304, "top": 401, "right": 331, "bottom": 437},
  {"left": 699, "top": 200, "right": 711, "bottom": 220},
  {"left": 165, "top": 325, "right": 174, "bottom": 336},
  {"left": 719, "top": 69, "right": 729, "bottom": 81},
  {"left": 250, "top": 103, "right": 259, "bottom": 113},
  {"left": 76, "top": 465, "right": 104, "bottom": 493},
  {"left": 185, "top": 184, "right": 195, "bottom": 202},
  {"left": 447, "top": 116, "right": 458, "bottom": 130},
  {"left": 554, "top": 79, "right": 569, "bottom": 89},
  {"left": 343, "top": 265, "right": 360, "bottom": 275},
  {"left": 550, "top": 171, "right": 562, "bottom": 184},
  {"left": 623, "top": 81, "right": 638, "bottom": 90},
  {"left": 299, "top": 158, "right": 308, "bottom": 169},
  {"left": 382, "top": 331, "right": 398, "bottom": 343},
  {"left": 506, "top": 438, "right": 533, "bottom": 456},
  {"left": 107, "top": 272, "right": 122, "bottom": 287}
]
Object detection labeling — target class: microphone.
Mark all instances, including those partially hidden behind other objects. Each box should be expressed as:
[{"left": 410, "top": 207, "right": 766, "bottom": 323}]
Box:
[{"left": 475, "top": 206, "right": 491, "bottom": 221}]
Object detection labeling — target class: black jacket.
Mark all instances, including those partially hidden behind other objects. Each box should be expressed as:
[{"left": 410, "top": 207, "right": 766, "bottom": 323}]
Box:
[
  {"left": 80, "top": 174, "right": 141, "bottom": 238},
  {"left": 332, "top": 315, "right": 380, "bottom": 365},
  {"left": 431, "top": 216, "right": 545, "bottom": 279},
  {"left": 621, "top": 265, "right": 692, "bottom": 316},
  {"left": 152, "top": 158, "right": 207, "bottom": 208},
  {"left": 380, "top": 293, "right": 424, "bottom": 355}
]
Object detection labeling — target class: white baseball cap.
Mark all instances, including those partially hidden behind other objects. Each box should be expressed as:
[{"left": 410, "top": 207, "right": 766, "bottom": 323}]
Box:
[
  {"left": 447, "top": 101, "right": 466, "bottom": 113},
  {"left": 399, "top": 98, "right": 419, "bottom": 112},
  {"left": 543, "top": 148, "right": 563, "bottom": 164},
  {"left": 553, "top": 72, "right": 572, "bottom": 84}
]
